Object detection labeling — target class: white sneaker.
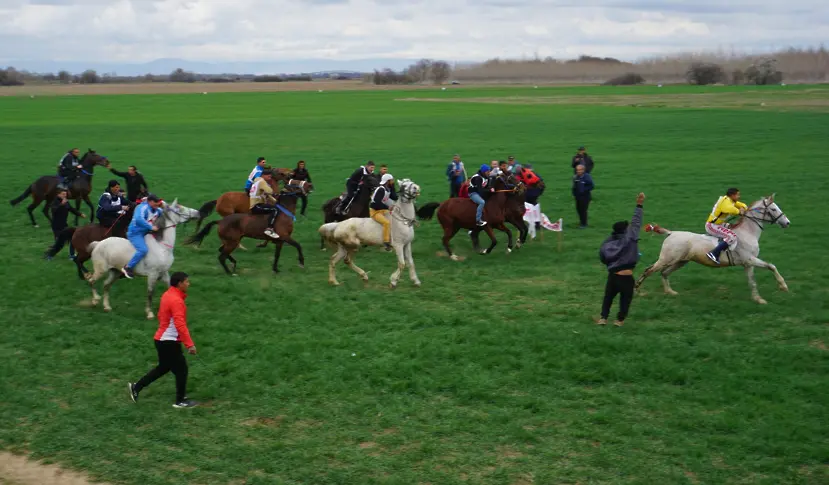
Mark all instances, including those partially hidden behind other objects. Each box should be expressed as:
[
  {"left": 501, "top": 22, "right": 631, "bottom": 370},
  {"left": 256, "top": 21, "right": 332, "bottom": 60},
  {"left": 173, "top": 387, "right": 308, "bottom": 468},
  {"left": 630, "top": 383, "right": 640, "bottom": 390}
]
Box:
[{"left": 264, "top": 229, "right": 280, "bottom": 239}]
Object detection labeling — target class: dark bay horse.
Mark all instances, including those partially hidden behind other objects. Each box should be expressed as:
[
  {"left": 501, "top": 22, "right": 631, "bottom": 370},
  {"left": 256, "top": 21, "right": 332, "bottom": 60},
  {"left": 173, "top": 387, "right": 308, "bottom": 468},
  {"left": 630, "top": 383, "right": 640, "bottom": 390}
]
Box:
[
  {"left": 48, "top": 206, "right": 136, "bottom": 280},
  {"left": 187, "top": 181, "right": 312, "bottom": 275},
  {"left": 10, "top": 149, "right": 110, "bottom": 227},
  {"left": 502, "top": 179, "right": 544, "bottom": 247},
  {"left": 320, "top": 176, "right": 380, "bottom": 250},
  {"left": 416, "top": 173, "right": 522, "bottom": 260}
]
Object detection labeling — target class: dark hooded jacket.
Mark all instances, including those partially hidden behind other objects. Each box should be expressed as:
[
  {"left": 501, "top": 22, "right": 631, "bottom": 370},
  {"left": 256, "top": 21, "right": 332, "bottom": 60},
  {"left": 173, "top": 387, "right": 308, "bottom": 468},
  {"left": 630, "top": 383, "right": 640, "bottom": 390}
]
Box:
[{"left": 599, "top": 205, "right": 643, "bottom": 273}]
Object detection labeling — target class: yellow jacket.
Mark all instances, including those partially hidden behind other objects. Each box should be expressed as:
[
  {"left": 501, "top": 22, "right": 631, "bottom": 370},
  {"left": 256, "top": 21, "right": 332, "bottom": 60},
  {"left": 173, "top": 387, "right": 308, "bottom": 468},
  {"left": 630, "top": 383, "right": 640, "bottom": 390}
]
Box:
[
  {"left": 707, "top": 196, "right": 748, "bottom": 224},
  {"left": 249, "top": 177, "right": 275, "bottom": 209}
]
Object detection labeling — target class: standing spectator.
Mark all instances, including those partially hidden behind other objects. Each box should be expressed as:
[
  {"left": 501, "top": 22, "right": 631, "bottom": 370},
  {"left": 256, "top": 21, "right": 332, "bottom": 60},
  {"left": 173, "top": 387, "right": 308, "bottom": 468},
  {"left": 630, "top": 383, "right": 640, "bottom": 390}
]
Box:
[
  {"left": 572, "top": 164, "right": 594, "bottom": 228},
  {"left": 489, "top": 160, "right": 501, "bottom": 176},
  {"left": 446, "top": 154, "right": 466, "bottom": 197},
  {"left": 43, "top": 188, "right": 85, "bottom": 261},
  {"left": 128, "top": 272, "right": 198, "bottom": 408},
  {"left": 290, "top": 160, "right": 312, "bottom": 216},
  {"left": 572, "top": 146, "right": 595, "bottom": 174},
  {"left": 108, "top": 164, "right": 149, "bottom": 202},
  {"left": 598, "top": 193, "right": 645, "bottom": 326},
  {"left": 507, "top": 155, "right": 521, "bottom": 174}
]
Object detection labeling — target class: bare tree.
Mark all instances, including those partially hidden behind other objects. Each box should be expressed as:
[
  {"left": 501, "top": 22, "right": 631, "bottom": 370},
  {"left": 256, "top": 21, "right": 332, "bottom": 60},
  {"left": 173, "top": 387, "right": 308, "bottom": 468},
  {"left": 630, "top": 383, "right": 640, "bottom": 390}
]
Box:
[
  {"left": 0, "top": 67, "right": 25, "bottom": 86},
  {"left": 169, "top": 68, "right": 197, "bottom": 83},
  {"left": 58, "top": 70, "right": 71, "bottom": 84},
  {"left": 80, "top": 69, "right": 100, "bottom": 84},
  {"left": 430, "top": 61, "right": 452, "bottom": 84},
  {"left": 407, "top": 59, "right": 433, "bottom": 83}
]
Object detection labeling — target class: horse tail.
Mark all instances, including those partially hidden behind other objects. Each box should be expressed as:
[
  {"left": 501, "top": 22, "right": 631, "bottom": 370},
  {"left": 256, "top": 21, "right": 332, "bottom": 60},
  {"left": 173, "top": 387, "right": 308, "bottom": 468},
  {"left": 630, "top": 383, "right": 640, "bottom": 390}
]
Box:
[
  {"left": 645, "top": 223, "right": 671, "bottom": 236},
  {"left": 194, "top": 200, "right": 217, "bottom": 231},
  {"left": 50, "top": 227, "right": 77, "bottom": 256},
  {"left": 416, "top": 202, "right": 441, "bottom": 221},
  {"left": 185, "top": 220, "right": 218, "bottom": 247},
  {"left": 9, "top": 185, "right": 33, "bottom": 206},
  {"left": 87, "top": 240, "right": 101, "bottom": 253}
]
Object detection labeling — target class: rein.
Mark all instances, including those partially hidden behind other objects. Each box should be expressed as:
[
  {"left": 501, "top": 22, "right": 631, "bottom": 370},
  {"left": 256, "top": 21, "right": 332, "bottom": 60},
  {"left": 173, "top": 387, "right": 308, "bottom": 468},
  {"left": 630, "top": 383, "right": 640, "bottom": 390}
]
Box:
[{"left": 741, "top": 201, "right": 784, "bottom": 231}]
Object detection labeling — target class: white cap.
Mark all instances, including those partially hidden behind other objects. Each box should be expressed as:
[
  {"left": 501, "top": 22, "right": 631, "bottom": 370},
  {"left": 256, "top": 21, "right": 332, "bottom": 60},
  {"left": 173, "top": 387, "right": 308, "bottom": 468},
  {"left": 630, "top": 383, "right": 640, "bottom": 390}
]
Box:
[{"left": 380, "top": 174, "right": 394, "bottom": 185}]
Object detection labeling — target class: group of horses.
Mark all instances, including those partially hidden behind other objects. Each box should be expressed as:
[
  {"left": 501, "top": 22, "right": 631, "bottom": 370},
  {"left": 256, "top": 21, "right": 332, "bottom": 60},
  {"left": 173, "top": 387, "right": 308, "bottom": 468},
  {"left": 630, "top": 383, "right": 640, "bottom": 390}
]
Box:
[{"left": 9, "top": 152, "right": 794, "bottom": 320}]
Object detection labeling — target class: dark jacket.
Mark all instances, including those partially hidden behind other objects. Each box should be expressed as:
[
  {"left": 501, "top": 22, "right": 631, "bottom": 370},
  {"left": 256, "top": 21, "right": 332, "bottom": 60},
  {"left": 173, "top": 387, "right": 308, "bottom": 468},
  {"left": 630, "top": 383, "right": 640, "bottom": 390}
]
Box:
[
  {"left": 572, "top": 173, "right": 594, "bottom": 198},
  {"left": 109, "top": 168, "right": 148, "bottom": 202},
  {"left": 59, "top": 152, "right": 81, "bottom": 176},
  {"left": 599, "top": 205, "right": 643, "bottom": 273},
  {"left": 50, "top": 197, "right": 83, "bottom": 230},
  {"left": 370, "top": 185, "right": 398, "bottom": 211},
  {"left": 96, "top": 191, "right": 125, "bottom": 221},
  {"left": 347, "top": 166, "right": 371, "bottom": 186},
  {"left": 292, "top": 167, "right": 312, "bottom": 182},
  {"left": 468, "top": 173, "right": 489, "bottom": 196},
  {"left": 572, "top": 154, "right": 594, "bottom": 174}
]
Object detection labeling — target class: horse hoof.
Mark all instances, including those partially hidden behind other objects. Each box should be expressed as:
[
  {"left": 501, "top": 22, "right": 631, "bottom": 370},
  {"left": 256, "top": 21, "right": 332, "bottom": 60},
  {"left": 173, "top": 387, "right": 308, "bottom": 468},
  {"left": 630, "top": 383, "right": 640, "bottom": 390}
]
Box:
[
  {"left": 33, "top": 224, "right": 39, "bottom": 228},
  {"left": 231, "top": 273, "right": 238, "bottom": 277},
  {"left": 450, "top": 254, "right": 459, "bottom": 261},
  {"left": 329, "top": 281, "right": 340, "bottom": 286},
  {"left": 665, "top": 290, "right": 678, "bottom": 296},
  {"left": 298, "top": 264, "right": 305, "bottom": 269},
  {"left": 755, "top": 298, "right": 768, "bottom": 305},
  {"left": 389, "top": 283, "right": 397, "bottom": 289},
  {"left": 779, "top": 285, "right": 789, "bottom": 292},
  {"left": 506, "top": 248, "right": 512, "bottom": 254},
  {"left": 103, "top": 307, "right": 111, "bottom": 313},
  {"left": 413, "top": 282, "right": 421, "bottom": 288}
]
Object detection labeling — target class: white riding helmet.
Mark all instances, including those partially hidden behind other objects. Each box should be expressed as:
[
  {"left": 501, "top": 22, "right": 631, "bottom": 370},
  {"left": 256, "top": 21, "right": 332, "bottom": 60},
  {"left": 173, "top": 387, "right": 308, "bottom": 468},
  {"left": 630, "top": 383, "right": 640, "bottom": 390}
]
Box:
[{"left": 380, "top": 174, "right": 394, "bottom": 185}]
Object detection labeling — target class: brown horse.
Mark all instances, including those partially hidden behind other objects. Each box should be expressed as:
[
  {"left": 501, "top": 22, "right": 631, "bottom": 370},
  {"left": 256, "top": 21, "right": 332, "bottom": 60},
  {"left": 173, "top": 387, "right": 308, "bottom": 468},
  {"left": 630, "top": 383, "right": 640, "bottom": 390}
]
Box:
[
  {"left": 319, "top": 175, "right": 380, "bottom": 250},
  {"left": 416, "top": 172, "right": 523, "bottom": 260},
  {"left": 186, "top": 181, "right": 312, "bottom": 275},
  {"left": 501, "top": 179, "right": 543, "bottom": 247},
  {"left": 47, "top": 206, "right": 136, "bottom": 280},
  {"left": 10, "top": 149, "right": 110, "bottom": 227}
]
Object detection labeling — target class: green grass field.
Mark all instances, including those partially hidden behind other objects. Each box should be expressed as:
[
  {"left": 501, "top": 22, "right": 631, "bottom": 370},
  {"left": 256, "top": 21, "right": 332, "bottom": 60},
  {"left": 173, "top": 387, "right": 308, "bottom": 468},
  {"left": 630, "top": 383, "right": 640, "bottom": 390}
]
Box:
[{"left": 1, "top": 84, "right": 828, "bottom": 485}]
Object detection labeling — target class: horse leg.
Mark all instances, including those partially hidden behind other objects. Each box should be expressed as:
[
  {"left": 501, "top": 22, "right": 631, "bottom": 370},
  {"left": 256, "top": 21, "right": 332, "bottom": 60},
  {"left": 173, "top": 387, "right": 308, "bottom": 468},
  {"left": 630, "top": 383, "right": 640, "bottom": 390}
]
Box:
[
  {"left": 469, "top": 229, "right": 481, "bottom": 252},
  {"left": 272, "top": 240, "right": 284, "bottom": 273},
  {"left": 84, "top": 195, "right": 95, "bottom": 224},
  {"left": 102, "top": 269, "right": 119, "bottom": 312},
  {"left": 743, "top": 265, "right": 766, "bottom": 305},
  {"left": 389, "top": 244, "right": 405, "bottom": 289},
  {"left": 747, "top": 256, "right": 789, "bottom": 293},
  {"left": 344, "top": 249, "right": 369, "bottom": 284},
  {"left": 42, "top": 204, "right": 51, "bottom": 225},
  {"left": 405, "top": 243, "right": 421, "bottom": 287},
  {"left": 74, "top": 198, "right": 82, "bottom": 226},
  {"left": 659, "top": 261, "right": 688, "bottom": 296},
  {"left": 481, "top": 226, "right": 498, "bottom": 255},
  {"left": 443, "top": 226, "right": 461, "bottom": 261},
  {"left": 218, "top": 244, "right": 237, "bottom": 276},
  {"left": 26, "top": 199, "right": 40, "bottom": 227},
  {"left": 635, "top": 258, "right": 674, "bottom": 293},
  {"left": 146, "top": 273, "right": 160, "bottom": 319},
  {"left": 257, "top": 240, "right": 269, "bottom": 249},
  {"left": 320, "top": 235, "right": 327, "bottom": 251},
  {"left": 280, "top": 236, "right": 305, "bottom": 269},
  {"left": 495, "top": 223, "right": 514, "bottom": 254},
  {"left": 328, "top": 245, "right": 348, "bottom": 286}
]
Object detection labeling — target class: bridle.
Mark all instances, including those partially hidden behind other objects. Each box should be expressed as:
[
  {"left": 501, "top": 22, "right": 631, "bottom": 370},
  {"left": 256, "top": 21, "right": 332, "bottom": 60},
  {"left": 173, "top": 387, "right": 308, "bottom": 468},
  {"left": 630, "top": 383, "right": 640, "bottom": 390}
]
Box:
[
  {"left": 493, "top": 174, "right": 522, "bottom": 193},
  {"left": 391, "top": 182, "right": 420, "bottom": 227},
  {"left": 741, "top": 199, "right": 785, "bottom": 231}
]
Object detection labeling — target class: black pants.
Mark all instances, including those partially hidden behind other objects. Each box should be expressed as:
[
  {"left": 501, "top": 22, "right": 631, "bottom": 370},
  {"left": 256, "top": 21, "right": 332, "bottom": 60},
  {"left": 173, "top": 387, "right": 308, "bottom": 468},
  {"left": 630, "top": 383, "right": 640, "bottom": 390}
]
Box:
[
  {"left": 298, "top": 194, "right": 307, "bottom": 215},
  {"left": 50, "top": 225, "right": 76, "bottom": 256},
  {"left": 135, "top": 340, "right": 188, "bottom": 402},
  {"left": 251, "top": 203, "right": 278, "bottom": 225},
  {"left": 450, "top": 182, "right": 462, "bottom": 198},
  {"left": 601, "top": 273, "right": 635, "bottom": 321},
  {"left": 575, "top": 196, "right": 591, "bottom": 226}
]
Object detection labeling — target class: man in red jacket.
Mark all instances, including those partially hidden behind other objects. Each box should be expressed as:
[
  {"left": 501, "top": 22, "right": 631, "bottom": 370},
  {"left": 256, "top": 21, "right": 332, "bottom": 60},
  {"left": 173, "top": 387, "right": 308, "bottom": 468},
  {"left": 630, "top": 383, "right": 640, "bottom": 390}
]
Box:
[{"left": 128, "top": 272, "right": 198, "bottom": 408}]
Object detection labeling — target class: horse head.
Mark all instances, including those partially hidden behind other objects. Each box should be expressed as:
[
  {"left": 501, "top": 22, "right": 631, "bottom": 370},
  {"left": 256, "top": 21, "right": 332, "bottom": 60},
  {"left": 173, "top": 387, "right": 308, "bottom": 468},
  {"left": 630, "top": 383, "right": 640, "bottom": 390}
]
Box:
[
  {"left": 80, "top": 149, "right": 110, "bottom": 172},
  {"left": 746, "top": 193, "right": 790, "bottom": 229},
  {"left": 495, "top": 171, "right": 524, "bottom": 194},
  {"left": 161, "top": 198, "right": 203, "bottom": 226},
  {"left": 397, "top": 178, "right": 421, "bottom": 201},
  {"left": 285, "top": 179, "right": 313, "bottom": 195}
]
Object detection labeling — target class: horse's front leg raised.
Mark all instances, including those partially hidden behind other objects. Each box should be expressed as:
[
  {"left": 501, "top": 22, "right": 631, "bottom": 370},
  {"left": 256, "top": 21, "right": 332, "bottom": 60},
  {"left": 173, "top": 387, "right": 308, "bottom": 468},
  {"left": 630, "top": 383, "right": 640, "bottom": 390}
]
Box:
[
  {"left": 747, "top": 256, "right": 789, "bottom": 293},
  {"left": 281, "top": 237, "right": 305, "bottom": 269},
  {"left": 389, "top": 244, "right": 405, "bottom": 289}
]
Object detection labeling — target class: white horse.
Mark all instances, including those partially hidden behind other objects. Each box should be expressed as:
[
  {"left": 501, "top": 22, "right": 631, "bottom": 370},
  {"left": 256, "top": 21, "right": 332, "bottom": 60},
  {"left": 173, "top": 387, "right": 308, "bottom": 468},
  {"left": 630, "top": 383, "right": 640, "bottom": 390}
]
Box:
[
  {"left": 635, "top": 194, "right": 791, "bottom": 304},
  {"left": 85, "top": 199, "right": 202, "bottom": 318},
  {"left": 319, "top": 178, "right": 422, "bottom": 288}
]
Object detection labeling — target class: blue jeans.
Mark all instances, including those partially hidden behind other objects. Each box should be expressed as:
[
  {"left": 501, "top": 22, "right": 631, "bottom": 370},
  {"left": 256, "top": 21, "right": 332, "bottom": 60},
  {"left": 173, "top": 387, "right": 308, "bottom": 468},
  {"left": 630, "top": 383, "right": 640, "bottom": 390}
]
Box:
[
  {"left": 469, "top": 193, "right": 486, "bottom": 222},
  {"left": 126, "top": 232, "right": 148, "bottom": 269}
]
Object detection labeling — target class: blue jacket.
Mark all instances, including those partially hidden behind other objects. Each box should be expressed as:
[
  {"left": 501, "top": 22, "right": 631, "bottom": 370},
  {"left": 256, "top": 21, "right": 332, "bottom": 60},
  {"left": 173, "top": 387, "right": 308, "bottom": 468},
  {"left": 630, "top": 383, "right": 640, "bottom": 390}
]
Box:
[
  {"left": 446, "top": 161, "right": 465, "bottom": 184},
  {"left": 572, "top": 173, "right": 594, "bottom": 197},
  {"left": 245, "top": 165, "right": 264, "bottom": 190},
  {"left": 128, "top": 201, "right": 162, "bottom": 237}
]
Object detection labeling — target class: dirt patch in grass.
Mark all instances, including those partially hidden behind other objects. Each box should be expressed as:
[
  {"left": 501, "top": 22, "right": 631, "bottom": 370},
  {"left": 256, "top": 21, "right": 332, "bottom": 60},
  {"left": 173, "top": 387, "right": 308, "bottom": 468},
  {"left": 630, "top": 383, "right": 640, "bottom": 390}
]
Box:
[
  {"left": 0, "top": 452, "right": 106, "bottom": 485},
  {"left": 397, "top": 89, "right": 829, "bottom": 112}
]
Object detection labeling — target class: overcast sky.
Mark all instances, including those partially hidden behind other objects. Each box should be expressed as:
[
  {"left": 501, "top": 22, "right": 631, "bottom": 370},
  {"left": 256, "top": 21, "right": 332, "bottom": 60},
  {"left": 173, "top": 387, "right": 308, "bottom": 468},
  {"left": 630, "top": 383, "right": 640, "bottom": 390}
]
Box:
[{"left": 1, "top": 0, "right": 826, "bottom": 63}]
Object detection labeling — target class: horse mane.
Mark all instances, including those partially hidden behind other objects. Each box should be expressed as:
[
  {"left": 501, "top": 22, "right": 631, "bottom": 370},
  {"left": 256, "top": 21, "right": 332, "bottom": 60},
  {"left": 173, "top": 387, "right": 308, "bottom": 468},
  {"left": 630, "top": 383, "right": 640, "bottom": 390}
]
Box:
[{"left": 730, "top": 197, "right": 771, "bottom": 230}]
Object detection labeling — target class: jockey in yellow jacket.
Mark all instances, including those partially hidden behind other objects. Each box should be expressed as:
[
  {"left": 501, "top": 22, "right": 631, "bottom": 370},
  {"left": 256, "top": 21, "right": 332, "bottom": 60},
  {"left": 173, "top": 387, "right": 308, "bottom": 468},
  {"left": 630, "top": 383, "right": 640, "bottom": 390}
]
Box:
[{"left": 705, "top": 187, "right": 747, "bottom": 264}]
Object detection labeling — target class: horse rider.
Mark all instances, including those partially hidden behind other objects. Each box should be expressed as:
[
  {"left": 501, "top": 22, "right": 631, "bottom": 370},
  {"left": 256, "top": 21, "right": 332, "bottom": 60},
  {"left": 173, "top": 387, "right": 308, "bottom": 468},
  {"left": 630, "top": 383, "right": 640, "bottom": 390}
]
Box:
[
  {"left": 469, "top": 164, "right": 493, "bottom": 227},
  {"left": 370, "top": 173, "right": 398, "bottom": 252},
  {"left": 58, "top": 148, "right": 82, "bottom": 188},
  {"left": 97, "top": 180, "right": 130, "bottom": 228},
  {"left": 336, "top": 160, "right": 375, "bottom": 215},
  {"left": 244, "top": 157, "right": 267, "bottom": 193},
  {"left": 290, "top": 160, "right": 312, "bottom": 216},
  {"left": 248, "top": 169, "right": 280, "bottom": 240},
  {"left": 121, "top": 194, "right": 163, "bottom": 279},
  {"left": 705, "top": 187, "right": 748, "bottom": 264},
  {"left": 109, "top": 163, "right": 149, "bottom": 202}
]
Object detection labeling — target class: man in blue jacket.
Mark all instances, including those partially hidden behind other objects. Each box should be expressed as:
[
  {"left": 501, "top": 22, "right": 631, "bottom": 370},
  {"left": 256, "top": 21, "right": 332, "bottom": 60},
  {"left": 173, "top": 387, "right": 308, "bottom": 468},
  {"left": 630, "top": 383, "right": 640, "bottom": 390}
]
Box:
[
  {"left": 598, "top": 193, "right": 645, "bottom": 326},
  {"left": 572, "top": 164, "right": 594, "bottom": 228},
  {"left": 468, "top": 164, "right": 492, "bottom": 226},
  {"left": 244, "top": 157, "right": 267, "bottom": 192},
  {"left": 121, "top": 194, "right": 163, "bottom": 279},
  {"left": 446, "top": 154, "right": 466, "bottom": 198}
]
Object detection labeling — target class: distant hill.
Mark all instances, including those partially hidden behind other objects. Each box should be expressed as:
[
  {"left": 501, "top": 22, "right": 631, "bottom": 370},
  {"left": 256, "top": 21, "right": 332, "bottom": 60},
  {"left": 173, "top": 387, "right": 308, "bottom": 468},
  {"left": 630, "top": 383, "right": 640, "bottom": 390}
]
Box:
[{"left": 1, "top": 58, "right": 426, "bottom": 76}]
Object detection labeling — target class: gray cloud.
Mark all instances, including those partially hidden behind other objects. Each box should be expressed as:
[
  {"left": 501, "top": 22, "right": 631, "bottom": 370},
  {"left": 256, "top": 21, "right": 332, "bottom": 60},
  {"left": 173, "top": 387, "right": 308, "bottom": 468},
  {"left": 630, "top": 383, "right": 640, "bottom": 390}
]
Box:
[{"left": 0, "top": 0, "right": 824, "bottom": 66}]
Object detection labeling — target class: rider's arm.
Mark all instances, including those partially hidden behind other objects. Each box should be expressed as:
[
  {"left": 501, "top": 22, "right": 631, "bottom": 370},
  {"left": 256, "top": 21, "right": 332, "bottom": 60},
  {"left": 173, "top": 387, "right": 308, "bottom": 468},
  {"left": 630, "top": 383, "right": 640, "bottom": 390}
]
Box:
[{"left": 133, "top": 206, "right": 154, "bottom": 231}]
